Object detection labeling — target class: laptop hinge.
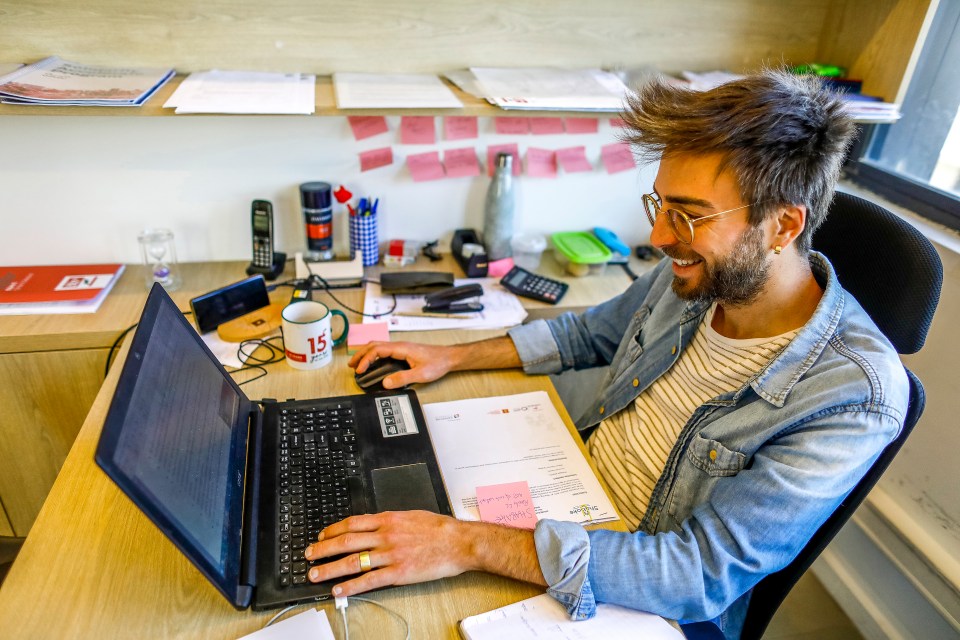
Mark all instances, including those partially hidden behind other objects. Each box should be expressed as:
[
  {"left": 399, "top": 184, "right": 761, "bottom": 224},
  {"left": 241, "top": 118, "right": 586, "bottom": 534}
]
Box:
[{"left": 238, "top": 403, "right": 264, "bottom": 599}]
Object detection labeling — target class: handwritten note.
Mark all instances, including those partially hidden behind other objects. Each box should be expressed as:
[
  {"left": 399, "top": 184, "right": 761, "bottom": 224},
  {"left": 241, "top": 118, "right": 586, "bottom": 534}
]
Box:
[
  {"left": 530, "top": 117, "right": 564, "bottom": 135},
  {"left": 526, "top": 148, "right": 557, "bottom": 178},
  {"left": 400, "top": 115, "right": 436, "bottom": 144},
  {"left": 444, "top": 147, "right": 481, "bottom": 178},
  {"left": 601, "top": 142, "right": 637, "bottom": 174},
  {"left": 609, "top": 117, "right": 628, "bottom": 128},
  {"left": 556, "top": 146, "right": 593, "bottom": 173},
  {"left": 487, "top": 143, "right": 522, "bottom": 177},
  {"left": 347, "top": 115, "right": 389, "bottom": 141},
  {"left": 359, "top": 147, "right": 393, "bottom": 172},
  {"left": 444, "top": 116, "right": 479, "bottom": 140},
  {"left": 565, "top": 117, "right": 599, "bottom": 134},
  {"left": 476, "top": 481, "right": 537, "bottom": 530},
  {"left": 495, "top": 117, "right": 530, "bottom": 135},
  {"left": 406, "top": 150, "right": 445, "bottom": 182}
]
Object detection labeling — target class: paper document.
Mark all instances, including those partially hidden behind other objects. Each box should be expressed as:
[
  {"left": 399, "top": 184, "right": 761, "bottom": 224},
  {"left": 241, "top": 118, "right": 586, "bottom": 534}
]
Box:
[
  {"left": 164, "top": 70, "right": 315, "bottom": 114},
  {"left": 469, "top": 67, "right": 629, "bottom": 111},
  {"left": 460, "top": 593, "right": 683, "bottom": 640},
  {"left": 333, "top": 72, "right": 462, "bottom": 109},
  {"left": 236, "top": 608, "right": 335, "bottom": 640},
  {"left": 423, "top": 391, "right": 619, "bottom": 525}
]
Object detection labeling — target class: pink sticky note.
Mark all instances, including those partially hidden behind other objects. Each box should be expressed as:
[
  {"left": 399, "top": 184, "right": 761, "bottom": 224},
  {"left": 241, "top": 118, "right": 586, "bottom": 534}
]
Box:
[
  {"left": 406, "top": 151, "right": 445, "bottom": 182},
  {"left": 526, "top": 148, "right": 557, "bottom": 178},
  {"left": 609, "top": 117, "right": 628, "bottom": 128},
  {"left": 565, "top": 117, "right": 599, "bottom": 134},
  {"left": 346, "top": 321, "right": 390, "bottom": 355},
  {"left": 476, "top": 481, "right": 537, "bottom": 530},
  {"left": 359, "top": 147, "right": 393, "bottom": 172},
  {"left": 400, "top": 116, "right": 436, "bottom": 145},
  {"left": 601, "top": 142, "right": 637, "bottom": 174},
  {"left": 347, "top": 115, "right": 389, "bottom": 141},
  {"left": 487, "top": 144, "right": 521, "bottom": 177},
  {"left": 494, "top": 117, "right": 530, "bottom": 135},
  {"left": 444, "top": 147, "right": 481, "bottom": 178},
  {"left": 556, "top": 146, "right": 593, "bottom": 173},
  {"left": 530, "top": 117, "right": 564, "bottom": 135},
  {"left": 444, "top": 116, "right": 479, "bottom": 140},
  {"left": 487, "top": 257, "right": 515, "bottom": 278}
]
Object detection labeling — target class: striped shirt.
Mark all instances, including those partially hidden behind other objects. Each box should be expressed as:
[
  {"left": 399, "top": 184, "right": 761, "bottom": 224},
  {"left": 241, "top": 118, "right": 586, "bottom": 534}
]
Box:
[{"left": 588, "top": 303, "right": 798, "bottom": 531}]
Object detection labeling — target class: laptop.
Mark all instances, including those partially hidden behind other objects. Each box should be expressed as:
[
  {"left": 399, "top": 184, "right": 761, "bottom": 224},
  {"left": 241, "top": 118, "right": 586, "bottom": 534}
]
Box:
[{"left": 95, "top": 283, "right": 451, "bottom": 610}]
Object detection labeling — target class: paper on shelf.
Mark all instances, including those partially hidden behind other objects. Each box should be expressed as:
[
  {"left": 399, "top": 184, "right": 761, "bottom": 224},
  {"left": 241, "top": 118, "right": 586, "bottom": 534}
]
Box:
[
  {"left": 333, "top": 72, "right": 462, "bottom": 109},
  {"left": 469, "top": 67, "right": 629, "bottom": 111},
  {"left": 163, "top": 70, "right": 315, "bottom": 114},
  {"left": 423, "top": 391, "right": 619, "bottom": 525}
]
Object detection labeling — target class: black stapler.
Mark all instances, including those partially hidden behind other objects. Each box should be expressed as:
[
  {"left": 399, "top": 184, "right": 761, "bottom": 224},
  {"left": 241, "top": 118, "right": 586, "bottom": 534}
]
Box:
[{"left": 422, "top": 283, "right": 484, "bottom": 313}]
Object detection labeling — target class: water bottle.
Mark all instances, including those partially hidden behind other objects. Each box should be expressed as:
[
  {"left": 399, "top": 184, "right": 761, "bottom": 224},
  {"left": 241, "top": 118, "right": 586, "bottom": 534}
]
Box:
[{"left": 483, "top": 152, "right": 515, "bottom": 261}]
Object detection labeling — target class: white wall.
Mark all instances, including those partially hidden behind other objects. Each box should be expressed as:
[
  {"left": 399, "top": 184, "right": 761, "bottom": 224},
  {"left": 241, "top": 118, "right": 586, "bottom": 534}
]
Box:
[{"left": 0, "top": 115, "right": 654, "bottom": 266}]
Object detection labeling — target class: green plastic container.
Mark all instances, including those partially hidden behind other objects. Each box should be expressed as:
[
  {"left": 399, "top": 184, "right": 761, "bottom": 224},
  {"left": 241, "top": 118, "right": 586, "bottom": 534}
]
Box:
[{"left": 551, "top": 231, "right": 612, "bottom": 276}]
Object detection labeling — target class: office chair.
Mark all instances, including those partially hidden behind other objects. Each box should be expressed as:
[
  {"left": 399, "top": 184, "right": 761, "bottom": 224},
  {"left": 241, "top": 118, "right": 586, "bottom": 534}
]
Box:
[{"left": 736, "top": 191, "right": 943, "bottom": 639}]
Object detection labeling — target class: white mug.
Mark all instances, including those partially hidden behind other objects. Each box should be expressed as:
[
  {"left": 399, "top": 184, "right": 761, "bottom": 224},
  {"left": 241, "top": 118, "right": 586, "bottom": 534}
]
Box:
[{"left": 281, "top": 301, "right": 349, "bottom": 370}]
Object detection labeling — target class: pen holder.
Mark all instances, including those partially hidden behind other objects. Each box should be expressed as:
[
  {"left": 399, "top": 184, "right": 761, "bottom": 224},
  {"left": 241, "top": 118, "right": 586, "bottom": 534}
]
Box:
[{"left": 350, "top": 212, "right": 380, "bottom": 267}]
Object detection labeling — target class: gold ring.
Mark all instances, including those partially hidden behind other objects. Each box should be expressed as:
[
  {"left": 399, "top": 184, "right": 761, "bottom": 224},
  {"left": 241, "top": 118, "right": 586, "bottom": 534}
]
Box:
[{"left": 358, "top": 551, "right": 372, "bottom": 572}]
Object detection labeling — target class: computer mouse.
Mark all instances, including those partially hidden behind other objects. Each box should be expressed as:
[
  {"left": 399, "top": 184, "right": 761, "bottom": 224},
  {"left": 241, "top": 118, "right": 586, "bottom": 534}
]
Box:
[{"left": 354, "top": 357, "right": 412, "bottom": 393}]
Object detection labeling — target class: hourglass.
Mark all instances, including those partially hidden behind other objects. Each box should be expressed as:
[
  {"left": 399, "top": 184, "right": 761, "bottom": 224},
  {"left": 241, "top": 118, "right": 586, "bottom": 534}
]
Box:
[{"left": 137, "top": 228, "right": 181, "bottom": 291}]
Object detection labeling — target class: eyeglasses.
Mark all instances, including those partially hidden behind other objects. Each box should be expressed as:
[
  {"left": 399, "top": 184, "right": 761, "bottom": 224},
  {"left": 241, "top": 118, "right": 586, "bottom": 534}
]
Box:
[{"left": 642, "top": 192, "right": 756, "bottom": 244}]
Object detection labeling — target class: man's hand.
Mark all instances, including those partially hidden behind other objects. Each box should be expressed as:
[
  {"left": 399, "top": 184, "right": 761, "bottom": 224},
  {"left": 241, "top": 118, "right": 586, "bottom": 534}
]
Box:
[
  {"left": 348, "top": 341, "right": 460, "bottom": 389},
  {"left": 303, "top": 511, "right": 547, "bottom": 596}
]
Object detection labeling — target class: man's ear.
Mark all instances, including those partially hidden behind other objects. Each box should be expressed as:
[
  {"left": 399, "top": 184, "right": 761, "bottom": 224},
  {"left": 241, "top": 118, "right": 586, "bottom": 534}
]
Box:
[{"left": 771, "top": 204, "right": 807, "bottom": 250}]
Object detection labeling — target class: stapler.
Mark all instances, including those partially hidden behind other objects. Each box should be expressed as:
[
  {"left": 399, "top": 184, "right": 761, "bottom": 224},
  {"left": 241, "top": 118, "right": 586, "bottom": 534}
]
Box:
[{"left": 422, "top": 283, "right": 484, "bottom": 313}]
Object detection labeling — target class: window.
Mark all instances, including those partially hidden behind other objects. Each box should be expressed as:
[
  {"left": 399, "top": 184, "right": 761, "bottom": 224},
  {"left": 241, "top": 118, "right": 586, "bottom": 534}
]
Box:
[{"left": 845, "top": 0, "right": 960, "bottom": 229}]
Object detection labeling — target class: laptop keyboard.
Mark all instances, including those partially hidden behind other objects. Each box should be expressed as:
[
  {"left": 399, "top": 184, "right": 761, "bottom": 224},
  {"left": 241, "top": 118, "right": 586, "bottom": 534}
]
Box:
[{"left": 275, "top": 403, "right": 362, "bottom": 587}]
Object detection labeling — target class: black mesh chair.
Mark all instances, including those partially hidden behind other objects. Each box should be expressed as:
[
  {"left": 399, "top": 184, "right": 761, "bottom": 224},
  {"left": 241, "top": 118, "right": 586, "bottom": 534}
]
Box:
[{"left": 737, "top": 192, "right": 943, "bottom": 639}]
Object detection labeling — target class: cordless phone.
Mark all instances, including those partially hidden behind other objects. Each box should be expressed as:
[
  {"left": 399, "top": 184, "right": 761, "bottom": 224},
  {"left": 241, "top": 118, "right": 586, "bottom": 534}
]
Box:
[
  {"left": 499, "top": 266, "right": 568, "bottom": 304},
  {"left": 246, "top": 199, "right": 286, "bottom": 280}
]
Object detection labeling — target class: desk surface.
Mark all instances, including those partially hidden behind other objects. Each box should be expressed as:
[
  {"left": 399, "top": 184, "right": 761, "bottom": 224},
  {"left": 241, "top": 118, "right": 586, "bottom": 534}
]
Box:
[{"left": 0, "top": 280, "right": 631, "bottom": 637}]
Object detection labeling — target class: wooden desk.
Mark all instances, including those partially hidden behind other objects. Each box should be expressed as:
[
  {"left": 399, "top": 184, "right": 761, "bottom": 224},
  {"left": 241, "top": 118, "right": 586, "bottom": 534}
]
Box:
[
  {"left": 0, "top": 251, "right": 647, "bottom": 536},
  {"left": 0, "top": 317, "right": 626, "bottom": 638}
]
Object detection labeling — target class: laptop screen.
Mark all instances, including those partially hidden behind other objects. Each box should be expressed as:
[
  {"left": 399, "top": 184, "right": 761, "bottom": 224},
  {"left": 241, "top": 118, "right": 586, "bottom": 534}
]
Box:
[{"left": 96, "top": 284, "right": 252, "bottom": 606}]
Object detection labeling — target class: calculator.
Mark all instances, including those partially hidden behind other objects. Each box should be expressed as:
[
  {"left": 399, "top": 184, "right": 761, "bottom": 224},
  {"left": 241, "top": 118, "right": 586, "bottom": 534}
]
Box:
[{"left": 499, "top": 266, "right": 568, "bottom": 304}]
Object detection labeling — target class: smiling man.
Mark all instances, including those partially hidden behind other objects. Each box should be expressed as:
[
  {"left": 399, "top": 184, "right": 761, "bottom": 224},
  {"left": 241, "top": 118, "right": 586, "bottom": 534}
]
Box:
[{"left": 305, "top": 70, "right": 908, "bottom": 639}]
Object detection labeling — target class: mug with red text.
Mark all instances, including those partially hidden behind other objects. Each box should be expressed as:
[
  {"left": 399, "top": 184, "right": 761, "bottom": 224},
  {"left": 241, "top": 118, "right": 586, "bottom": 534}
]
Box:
[{"left": 281, "top": 301, "right": 349, "bottom": 370}]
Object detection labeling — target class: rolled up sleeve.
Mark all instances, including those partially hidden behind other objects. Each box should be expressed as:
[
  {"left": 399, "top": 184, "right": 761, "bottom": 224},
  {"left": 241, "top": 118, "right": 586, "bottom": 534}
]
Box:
[
  {"left": 533, "top": 519, "right": 597, "bottom": 620},
  {"left": 508, "top": 320, "right": 564, "bottom": 375}
]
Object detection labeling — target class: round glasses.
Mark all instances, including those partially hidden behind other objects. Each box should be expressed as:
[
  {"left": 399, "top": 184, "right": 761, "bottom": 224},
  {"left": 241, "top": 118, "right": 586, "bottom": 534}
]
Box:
[{"left": 642, "top": 192, "right": 756, "bottom": 244}]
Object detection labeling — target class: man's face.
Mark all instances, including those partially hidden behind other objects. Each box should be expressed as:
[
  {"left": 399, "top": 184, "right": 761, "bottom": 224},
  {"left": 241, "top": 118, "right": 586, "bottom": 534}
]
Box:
[{"left": 649, "top": 153, "right": 771, "bottom": 305}]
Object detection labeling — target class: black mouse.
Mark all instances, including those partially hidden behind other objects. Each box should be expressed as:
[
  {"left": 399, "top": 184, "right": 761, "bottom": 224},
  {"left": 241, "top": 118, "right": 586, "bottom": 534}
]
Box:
[{"left": 354, "top": 357, "right": 412, "bottom": 393}]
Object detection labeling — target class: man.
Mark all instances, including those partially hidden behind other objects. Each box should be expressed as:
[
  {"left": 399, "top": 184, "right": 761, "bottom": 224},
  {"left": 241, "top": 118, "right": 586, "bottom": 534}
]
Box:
[{"left": 304, "top": 70, "right": 908, "bottom": 638}]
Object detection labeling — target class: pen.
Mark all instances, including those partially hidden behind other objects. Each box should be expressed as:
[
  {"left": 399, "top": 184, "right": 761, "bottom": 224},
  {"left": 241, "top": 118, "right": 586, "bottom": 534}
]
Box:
[
  {"left": 371, "top": 198, "right": 379, "bottom": 216},
  {"left": 393, "top": 311, "right": 479, "bottom": 320},
  {"left": 358, "top": 198, "right": 367, "bottom": 216}
]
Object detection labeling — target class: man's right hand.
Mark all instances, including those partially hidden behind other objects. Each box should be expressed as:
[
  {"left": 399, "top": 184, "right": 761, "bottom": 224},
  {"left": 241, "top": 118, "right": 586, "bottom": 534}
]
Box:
[{"left": 348, "top": 341, "right": 461, "bottom": 389}]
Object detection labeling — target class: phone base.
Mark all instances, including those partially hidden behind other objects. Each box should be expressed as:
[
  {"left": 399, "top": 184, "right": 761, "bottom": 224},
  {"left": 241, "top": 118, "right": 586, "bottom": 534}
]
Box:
[{"left": 246, "top": 252, "right": 286, "bottom": 281}]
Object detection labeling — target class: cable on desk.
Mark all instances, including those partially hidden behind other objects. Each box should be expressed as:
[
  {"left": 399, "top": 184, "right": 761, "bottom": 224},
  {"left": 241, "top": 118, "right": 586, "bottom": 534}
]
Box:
[
  {"left": 228, "top": 335, "right": 286, "bottom": 386},
  {"left": 272, "top": 275, "right": 397, "bottom": 318},
  {"left": 261, "top": 596, "right": 410, "bottom": 639},
  {"left": 104, "top": 322, "right": 138, "bottom": 378}
]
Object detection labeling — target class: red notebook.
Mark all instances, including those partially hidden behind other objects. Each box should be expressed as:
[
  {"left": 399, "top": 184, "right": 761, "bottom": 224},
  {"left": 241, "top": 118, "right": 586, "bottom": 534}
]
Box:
[{"left": 0, "top": 264, "right": 125, "bottom": 315}]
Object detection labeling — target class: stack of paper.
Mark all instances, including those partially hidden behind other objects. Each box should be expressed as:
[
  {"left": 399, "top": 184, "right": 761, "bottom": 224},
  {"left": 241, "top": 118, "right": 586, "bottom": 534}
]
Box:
[
  {"left": 468, "top": 67, "right": 630, "bottom": 111},
  {"left": 838, "top": 94, "right": 901, "bottom": 121},
  {"left": 0, "top": 57, "right": 174, "bottom": 106},
  {"left": 0, "top": 264, "right": 125, "bottom": 315},
  {"left": 333, "top": 72, "right": 462, "bottom": 109},
  {"left": 163, "top": 70, "right": 315, "bottom": 114}
]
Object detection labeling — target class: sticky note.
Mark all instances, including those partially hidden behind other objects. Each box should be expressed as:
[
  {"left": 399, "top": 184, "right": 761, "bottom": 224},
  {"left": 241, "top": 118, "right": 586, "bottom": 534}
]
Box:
[
  {"left": 359, "top": 147, "right": 393, "bottom": 172},
  {"left": 476, "top": 480, "right": 537, "bottom": 530},
  {"left": 526, "top": 148, "right": 557, "bottom": 178},
  {"left": 444, "top": 147, "right": 481, "bottom": 178},
  {"left": 400, "top": 116, "right": 436, "bottom": 144},
  {"left": 609, "top": 117, "right": 628, "bottom": 128},
  {"left": 556, "top": 146, "right": 593, "bottom": 173},
  {"left": 406, "top": 150, "right": 445, "bottom": 182},
  {"left": 347, "top": 321, "right": 390, "bottom": 355},
  {"left": 601, "top": 142, "right": 637, "bottom": 174},
  {"left": 564, "top": 117, "right": 599, "bottom": 134},
  {"left": 444, "top": 116, "right": 479, "bottom": 140},
  {"left": 494, "top": 117, "right": 530, "bottom": 135},
  {"left": 487, "top": 257, "right": 515, "bottom": 278},
  {"left": 486, "top": 143, "right": 521, "bottom": 177},
  {"left": 530, "top": 117, "right": 564, "bottom": 135},
  {"left": 347, "top": 115, "right": 389, "bottom": 141}
]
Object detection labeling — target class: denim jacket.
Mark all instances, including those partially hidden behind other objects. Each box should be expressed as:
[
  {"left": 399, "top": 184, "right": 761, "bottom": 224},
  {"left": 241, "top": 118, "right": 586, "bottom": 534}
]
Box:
[{"left": 506, "top": 253, "right": 907, "bottom": 639}]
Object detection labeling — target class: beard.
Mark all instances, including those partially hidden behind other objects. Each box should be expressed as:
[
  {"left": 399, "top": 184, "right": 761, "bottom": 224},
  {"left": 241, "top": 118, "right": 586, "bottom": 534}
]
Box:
[{"left": 667, "top": 223, "right": 771, "bottom": 305}]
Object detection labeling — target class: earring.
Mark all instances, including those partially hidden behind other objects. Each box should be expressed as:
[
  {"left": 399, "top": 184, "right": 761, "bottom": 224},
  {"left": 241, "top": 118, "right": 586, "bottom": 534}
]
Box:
[{"left": 774, "top": 245, "right": 782, "bottom": 255}]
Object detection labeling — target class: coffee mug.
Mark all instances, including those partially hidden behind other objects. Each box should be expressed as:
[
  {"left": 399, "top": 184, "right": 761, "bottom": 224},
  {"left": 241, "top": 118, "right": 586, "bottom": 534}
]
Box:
[{"left": 281, "top": 301, "right": 349, "bottom": 370}]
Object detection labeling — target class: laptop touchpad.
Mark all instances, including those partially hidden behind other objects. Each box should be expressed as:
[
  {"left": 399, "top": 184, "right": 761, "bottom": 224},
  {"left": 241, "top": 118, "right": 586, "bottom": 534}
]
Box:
[{"left": 371, "top": 463, "right": 441, "bottom": 513}]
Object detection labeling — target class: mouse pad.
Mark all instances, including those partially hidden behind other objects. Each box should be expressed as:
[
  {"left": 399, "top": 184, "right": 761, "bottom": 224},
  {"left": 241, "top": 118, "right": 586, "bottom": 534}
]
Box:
[{"left": 371, "top": 463, "right": 442, "bottom": 513}]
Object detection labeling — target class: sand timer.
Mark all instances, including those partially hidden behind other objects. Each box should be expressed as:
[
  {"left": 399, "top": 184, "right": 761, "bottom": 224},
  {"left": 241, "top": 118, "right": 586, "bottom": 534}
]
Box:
[{"left": 137, "top": 228, "right": 181, "bottom": 291}]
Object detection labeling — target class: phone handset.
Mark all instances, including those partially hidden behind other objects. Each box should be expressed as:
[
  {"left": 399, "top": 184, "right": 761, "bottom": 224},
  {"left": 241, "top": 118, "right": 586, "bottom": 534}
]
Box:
[{"left": 246, "top": 199, "right": 286, "bottom": 280}]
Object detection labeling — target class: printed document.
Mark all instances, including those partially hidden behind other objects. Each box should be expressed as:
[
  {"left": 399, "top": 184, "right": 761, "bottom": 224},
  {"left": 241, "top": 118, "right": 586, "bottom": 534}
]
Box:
[
  {"left": 469, "top": 67, "right": 629, "bottom": 111},
  {"left": 163, "top": 70, "right": 315, "bottom": 114},
  {"left": 423, "top": 391, "right": 618, "bottom": 525},
  {"left": 333, "top": 72, "right": 462, "bottom": 109}
]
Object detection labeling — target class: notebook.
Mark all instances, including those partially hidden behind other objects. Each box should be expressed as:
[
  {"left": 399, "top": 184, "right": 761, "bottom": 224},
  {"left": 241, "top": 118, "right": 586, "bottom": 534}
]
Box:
[{"left": 95, "top": 283, "right": 451, "bottom": 610}]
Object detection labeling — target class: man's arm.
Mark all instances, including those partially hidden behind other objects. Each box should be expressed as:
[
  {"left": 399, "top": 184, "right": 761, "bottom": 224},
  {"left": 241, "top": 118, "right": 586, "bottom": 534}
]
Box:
[
  {"left": 302, "top": 511, "right": 546, "bottom": 596},
  {"left": 347, "top": 336, "right": 521, "bottom": 390}
]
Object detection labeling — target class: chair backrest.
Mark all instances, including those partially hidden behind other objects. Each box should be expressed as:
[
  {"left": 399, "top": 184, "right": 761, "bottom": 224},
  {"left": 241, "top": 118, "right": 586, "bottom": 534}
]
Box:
[{"left": 740, "top": 191, "right": 943, "bottom": 639}]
